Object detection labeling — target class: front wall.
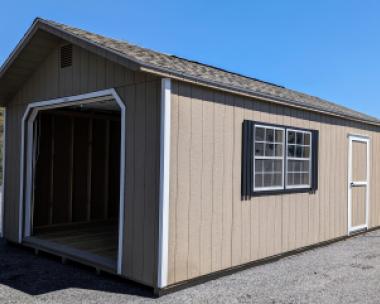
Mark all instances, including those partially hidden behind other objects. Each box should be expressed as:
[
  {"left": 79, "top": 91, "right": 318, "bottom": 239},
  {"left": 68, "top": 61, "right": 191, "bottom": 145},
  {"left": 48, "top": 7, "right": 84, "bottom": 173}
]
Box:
[
  {"left": 3, "top": 103, "right": 26, "bottom": 241},
  {"left": 4, "top": 43, "right": 161, "bottom": 287},
  {"left": 168, "top": 80, "right": 380, "bottom": 285}
]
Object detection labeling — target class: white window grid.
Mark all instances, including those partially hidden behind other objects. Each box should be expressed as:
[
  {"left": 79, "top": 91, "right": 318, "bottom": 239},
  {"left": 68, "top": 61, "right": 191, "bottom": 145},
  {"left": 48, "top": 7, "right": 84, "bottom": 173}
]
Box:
[
  {"left": 286, "top": 129, "right": 312, "bottom": 189},
  {"left": 253, "top": 124, "right": 285, "bottom": 191}
]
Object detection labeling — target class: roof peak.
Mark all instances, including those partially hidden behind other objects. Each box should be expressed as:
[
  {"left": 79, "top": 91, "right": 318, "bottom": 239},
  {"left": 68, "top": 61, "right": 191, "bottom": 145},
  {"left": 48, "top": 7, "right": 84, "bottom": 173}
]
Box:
[{"left": 43, "top": 18, "right": 287, "bottom": 89}]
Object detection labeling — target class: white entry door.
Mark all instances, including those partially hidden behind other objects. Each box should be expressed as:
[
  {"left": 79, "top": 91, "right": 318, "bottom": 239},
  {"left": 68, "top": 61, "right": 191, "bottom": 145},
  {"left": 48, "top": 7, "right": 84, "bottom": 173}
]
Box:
[{"left": 348, "top": 135, "right": 370, "bottom": 234}]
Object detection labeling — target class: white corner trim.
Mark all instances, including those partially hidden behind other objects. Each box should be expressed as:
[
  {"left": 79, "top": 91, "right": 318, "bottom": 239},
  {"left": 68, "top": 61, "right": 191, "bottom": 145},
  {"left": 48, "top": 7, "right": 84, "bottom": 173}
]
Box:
[
  {"left": 18, "top": 89, "right": 126, "bottom": 275},
  {"left": 0, "top": 109, "right": 6, "bottom": 237},
  {"left": 157, "top": 78, "right": 171, "bottom": 288}
]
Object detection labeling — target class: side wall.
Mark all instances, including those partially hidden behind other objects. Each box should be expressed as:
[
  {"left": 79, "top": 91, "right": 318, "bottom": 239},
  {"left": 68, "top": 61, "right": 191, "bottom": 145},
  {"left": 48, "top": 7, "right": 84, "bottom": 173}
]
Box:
[
  {"left": 3, "top": 43, "right": 161, "bottom": 287},
  {"left": 168, "top": 80, "right": 380, "bottom": 285}
]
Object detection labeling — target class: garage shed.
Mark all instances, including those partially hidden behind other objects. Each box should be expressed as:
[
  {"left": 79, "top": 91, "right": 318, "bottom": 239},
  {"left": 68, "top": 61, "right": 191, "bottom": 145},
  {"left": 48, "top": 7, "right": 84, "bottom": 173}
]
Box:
[{"left": 0, "top": 18, "right": 380, "bottom": 295}]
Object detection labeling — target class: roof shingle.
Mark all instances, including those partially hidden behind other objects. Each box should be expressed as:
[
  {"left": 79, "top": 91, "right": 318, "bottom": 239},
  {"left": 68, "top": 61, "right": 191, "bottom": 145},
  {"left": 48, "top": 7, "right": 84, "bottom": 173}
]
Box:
[{"left": 7, "top": 19, "right": 380, "bottom": 125}]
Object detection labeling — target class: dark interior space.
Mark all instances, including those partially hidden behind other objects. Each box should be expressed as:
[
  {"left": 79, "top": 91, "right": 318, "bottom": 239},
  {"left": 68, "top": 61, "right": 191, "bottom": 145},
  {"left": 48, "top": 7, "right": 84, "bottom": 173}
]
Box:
[{"left": 29, "top": 102, "right": 121, "bottom": 270}]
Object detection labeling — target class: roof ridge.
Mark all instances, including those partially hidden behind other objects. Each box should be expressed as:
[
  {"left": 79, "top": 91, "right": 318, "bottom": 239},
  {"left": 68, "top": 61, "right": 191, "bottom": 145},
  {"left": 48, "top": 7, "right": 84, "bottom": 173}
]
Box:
[
  {"left": 41, "top": 19, "right": 287, "bottom": 89},
  {"left": 169, "top": 55, "right": 286, "bottom": 89}
]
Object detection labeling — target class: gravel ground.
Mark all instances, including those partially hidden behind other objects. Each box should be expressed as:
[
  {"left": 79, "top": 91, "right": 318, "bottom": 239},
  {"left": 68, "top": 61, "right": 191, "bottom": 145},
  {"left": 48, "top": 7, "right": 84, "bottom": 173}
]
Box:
[{"left": 1, "top": 230, "right": 380, "bottom": 304}]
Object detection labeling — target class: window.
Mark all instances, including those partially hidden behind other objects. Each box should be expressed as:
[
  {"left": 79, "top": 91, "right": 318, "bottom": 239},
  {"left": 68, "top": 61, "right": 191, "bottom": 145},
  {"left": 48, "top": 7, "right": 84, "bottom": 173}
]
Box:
[
  {"left": 254, "top": 125, "right": 285, "bottom": 191},
  {"left": 286, "top": 129, "right": 312, "bottom": 189},
  {"left": 241, "top": 120, "right": 318, "bottom": 198}
]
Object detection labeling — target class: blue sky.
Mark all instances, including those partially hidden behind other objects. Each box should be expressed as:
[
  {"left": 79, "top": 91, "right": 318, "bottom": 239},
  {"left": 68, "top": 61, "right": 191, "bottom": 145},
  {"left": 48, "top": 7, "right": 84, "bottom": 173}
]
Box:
[{"left": 1, "top": 1, "right": 379, "bottom": 118}]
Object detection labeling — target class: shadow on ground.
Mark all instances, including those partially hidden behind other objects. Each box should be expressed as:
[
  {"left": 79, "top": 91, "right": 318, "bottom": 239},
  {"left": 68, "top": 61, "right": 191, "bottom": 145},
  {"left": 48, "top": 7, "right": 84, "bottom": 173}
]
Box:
[{"left": 0, "top": 238, "right": 154, "bottom": 298}]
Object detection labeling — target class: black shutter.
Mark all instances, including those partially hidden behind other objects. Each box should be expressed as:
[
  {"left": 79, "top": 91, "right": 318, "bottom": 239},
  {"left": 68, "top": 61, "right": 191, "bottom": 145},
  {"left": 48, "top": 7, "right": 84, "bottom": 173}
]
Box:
[
  {"left": 241, "top": 120, "right": 254, "bottom": 199},
  {"left": 311, "top": 130, "right": 319, "bottom": 192}
]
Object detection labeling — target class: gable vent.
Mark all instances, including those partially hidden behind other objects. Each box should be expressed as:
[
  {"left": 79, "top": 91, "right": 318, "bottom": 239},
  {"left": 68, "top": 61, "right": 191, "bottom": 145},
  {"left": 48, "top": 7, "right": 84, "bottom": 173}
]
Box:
[{"left": 60, "top": 44, "right": 73, "bottom": 68}]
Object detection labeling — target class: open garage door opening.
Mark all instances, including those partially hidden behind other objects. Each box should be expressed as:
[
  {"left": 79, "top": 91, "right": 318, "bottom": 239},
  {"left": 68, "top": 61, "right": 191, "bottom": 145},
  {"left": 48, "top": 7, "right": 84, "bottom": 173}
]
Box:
[{"left": 23, "top": 96, "right": 124, "bottom": 273}]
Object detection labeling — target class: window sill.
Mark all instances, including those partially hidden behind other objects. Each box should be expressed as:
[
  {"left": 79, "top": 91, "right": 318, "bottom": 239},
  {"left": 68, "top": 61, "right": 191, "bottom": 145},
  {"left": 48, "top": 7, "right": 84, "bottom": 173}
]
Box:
[{"left": 250, "top": 187, "right": 316, "bottom": 197}]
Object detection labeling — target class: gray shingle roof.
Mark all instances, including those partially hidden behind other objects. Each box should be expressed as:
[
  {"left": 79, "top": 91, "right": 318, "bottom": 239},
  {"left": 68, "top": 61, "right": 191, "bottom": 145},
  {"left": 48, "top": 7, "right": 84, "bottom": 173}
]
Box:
[{"left": 22, "top": 19, "right": 380, "bottom": 124}]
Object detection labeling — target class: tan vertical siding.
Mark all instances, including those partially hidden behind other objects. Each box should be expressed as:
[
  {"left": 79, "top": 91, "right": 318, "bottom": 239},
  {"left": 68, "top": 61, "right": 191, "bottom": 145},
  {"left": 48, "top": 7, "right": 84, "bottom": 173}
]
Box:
[
  {"left": 211, "top": 91, "right": 224, "bottom": 272},
  {"left": 221, "top": 94, "right": 234, "bottom": 268},
  {"left": 4, "top": 44, "right": 161, "bottom": 287},
  {"left": 246, "top": 99, "right": 259, "bottom": 261},
  {"left": 320, "top": 115, "right": 330, "bottom": 241},
  {"left": 231, "top": 96, "right": 243, "bottom": 266},
  {"left": 200, "top": 89, "right": 214, "bottom": 274},
  {"left": 188, "top": 86, "right": 203, "bottom": 278},
  {"left": 168, "top": 81, "right": 178, "bottom": 284},
  {"left": 3, "top": 103, "right": 27, "bottom": 242},
  {"left": 168, "top": 80, "right": 380, "bottom": 285},
  {"left": 175, "top": 83, "right": 191, "bottom": 281}
]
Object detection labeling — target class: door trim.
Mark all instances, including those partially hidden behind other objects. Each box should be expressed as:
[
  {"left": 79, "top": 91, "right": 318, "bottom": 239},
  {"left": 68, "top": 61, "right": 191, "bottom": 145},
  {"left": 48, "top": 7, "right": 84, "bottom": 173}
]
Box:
[
  {"left": 19, "top": 89, "right": 126, "bottom": 275},
  {"left": 347, "top": 135, "right": 370, "bottom": 234}
]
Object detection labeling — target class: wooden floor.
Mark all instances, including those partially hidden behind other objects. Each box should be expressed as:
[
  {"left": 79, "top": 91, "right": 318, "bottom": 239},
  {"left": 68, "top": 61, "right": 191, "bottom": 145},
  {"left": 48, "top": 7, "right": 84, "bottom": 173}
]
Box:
[{"left": 24, "top": 222, "right": 118, "bottom": 273}]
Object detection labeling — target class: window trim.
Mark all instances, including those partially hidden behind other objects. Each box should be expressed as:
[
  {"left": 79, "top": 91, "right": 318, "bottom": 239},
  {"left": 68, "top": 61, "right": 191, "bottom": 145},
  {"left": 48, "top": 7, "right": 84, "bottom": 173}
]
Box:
[{"left": 249, "top": 121, "right": 318, "bottom": 197}]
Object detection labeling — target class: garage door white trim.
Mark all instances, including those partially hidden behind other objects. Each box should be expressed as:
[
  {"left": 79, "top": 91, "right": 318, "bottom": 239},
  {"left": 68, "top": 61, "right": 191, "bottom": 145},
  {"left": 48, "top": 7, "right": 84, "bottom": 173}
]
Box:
[{"left": 19, "top": 88, "right": 126, "bottom": 275}]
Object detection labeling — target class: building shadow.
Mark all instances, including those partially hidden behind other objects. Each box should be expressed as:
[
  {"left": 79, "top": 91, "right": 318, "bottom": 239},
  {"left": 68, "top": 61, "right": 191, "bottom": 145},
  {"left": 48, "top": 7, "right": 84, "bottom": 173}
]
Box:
[{"left": 0, "top": 239, "right": 154, "bottom": 298}]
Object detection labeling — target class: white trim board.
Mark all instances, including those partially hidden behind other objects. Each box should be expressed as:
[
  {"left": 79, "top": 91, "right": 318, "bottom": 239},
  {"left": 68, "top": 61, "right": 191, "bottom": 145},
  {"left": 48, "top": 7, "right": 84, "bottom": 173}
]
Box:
[
  {"left": 157, "top": 78, "right": 171, "bottom": 288},
  {"left": 347, "top": 135, "right": 370, "bottom": 234},
  {"left": 18, "top": 89, "right": 126, "bottom": 275}
]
